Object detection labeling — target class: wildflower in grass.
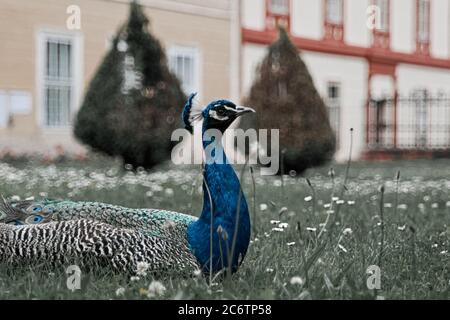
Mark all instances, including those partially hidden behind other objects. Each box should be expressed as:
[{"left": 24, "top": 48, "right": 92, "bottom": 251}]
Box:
[
  {"left": 136, "top": 262, "right": 149, "bottom": 276},
  {"left": 336, "top": 200, "right": 345, "bottom": 205},
  {"left": 326, "top": 210, "right": 335, "bottom": 214},
  {"left": 270, "top": 220, "right": 280, "bottom": 225},
  {"left": 304, "top": 196, "right": 312, "bottom": 202},
  {"left": 431, "top": 203, "right": 439, "bottom": 209},
  {"left": 271, "top": 227, "right": 284, "bottom": 232},
  {"left": 39, "top": 192, "right": 48, "bottom": 197},
  {"left": 324, "top": 203, "right": 331, "bottom": 208},
  {"left": 11, "top": 195, "right": 20, "bottom": 201},
  {"left": 164, "top": 188, "right": 174, "bottom": 196},
  {"left": 397, "top": 204, "right": 408, "bottom": 210},
  {"left": 130, "top": 276, "right": 140, "bottom": 282},
  {"left": 266, "top": 268, "right": 274, "bottom": 273},
  {"left": 432, "top": 244, "right": 438, "bottom": 248},
  {"left": 290, "top": 276, "right": 304, "bottom": 285},
  {"left": 440, "top": 250, "right": 448, "bottom": 255},
  {"left": 254, "top": 237, "right": 259, "bottom": 242},
  {"left": 273, "top": 180, "right": 282, "bottom": 187},
  {"left": 145, "top": 191, "right": 153, "bottom": 197},
  {"left": 115, "top": 287, "right": 125, "bottom": 297},
  {"left": 338, "top": 244, "right": 348, "bottom": 253},
  {"left": 306, "top": 227, "right": 317, "bottom": 232},
  {"left": 264, "top": 232, "right": 270, "bottom": 238},
  {"left": 147, "top": 281, "right": 166, "bottom": 298},
  {"left": 287, "top": 242, "right": 295, "bottom": 246},
  {"left": 445, "top": 201, "right": 450, "bottom": 207},
  {"left": 332, "top": 197, "right": 339, "bottom": 201},
  {"left": 397, "top": 225, "right": 406, "bottom": 231},
  {"left": 384, "top": 203, "right": 392, "bottom": 208},
  {"left": 423, "top": 195, "right": 431, "bottom": 202},
  {"left": 343, "top": 228, "right": 353, "bottom": 235},
  {"left": 260, "top": 203, "right": 268, "bottom": 211},
  {"left": 278, "top": 222, "right": 289, "bottom": 229},
  {"left": 418, "top": 203, "right": 426, "bottom": 213},
  {"left": 347, "top": 200, "right": 355, "bottom": 205}
]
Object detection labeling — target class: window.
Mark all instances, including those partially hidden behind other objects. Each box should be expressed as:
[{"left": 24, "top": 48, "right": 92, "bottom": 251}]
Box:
[
  {"left": 168, "top": 46, "right": 199, "bottom": 95},
  {"left": 375, "top": 0, "right": 389, "bottom": 32},
  {"left": 417, "top": 0, "right": 430, "bottom": 43},
  {"left": 43, "top": 37, "right": 73, "bottom": 127},
  {"left": 326, "top": 82, "right": 341, "bottom": 144},
  {"left": 326, "top": 0, "right": 343, "bottom": 24},
  {"left": 269, "top": 0, "right": 289, "bottom": 15},
  {"left": 324, "top": 0, "right": 344, "bottom": 41}
]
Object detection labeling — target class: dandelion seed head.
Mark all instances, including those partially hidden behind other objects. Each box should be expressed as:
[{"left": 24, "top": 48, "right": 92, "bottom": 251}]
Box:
[{"left": 147, "top": 281, "right": 166, "bottom": 298}]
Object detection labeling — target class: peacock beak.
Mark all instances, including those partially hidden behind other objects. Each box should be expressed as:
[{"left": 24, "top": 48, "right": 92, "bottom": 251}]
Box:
[{"left": 235, "top": 106, "right": 256, "bottom": 117}]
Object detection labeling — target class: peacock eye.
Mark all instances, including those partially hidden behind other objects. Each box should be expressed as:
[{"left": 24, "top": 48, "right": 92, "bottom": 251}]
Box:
[
  {"left": 216, "top": 108, "right": 226, "bottom": 116},
  {"left": 25, "top": 215, "right": 43, "bottom": 224}
]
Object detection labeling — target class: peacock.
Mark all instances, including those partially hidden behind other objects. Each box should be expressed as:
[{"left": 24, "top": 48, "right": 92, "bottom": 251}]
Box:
[{"left": 0, "top": 93, "right": 255, "bottom": 276}]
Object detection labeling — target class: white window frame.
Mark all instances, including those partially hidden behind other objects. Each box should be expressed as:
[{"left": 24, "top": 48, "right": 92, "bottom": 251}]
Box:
[
  {"left": 375, "top": 0, "right": 389, "bottom": 32},
  {"left": 269, "top": 0, "right": 290, "bottom": 15},
  {"left": 417, "top": 0, "right": 430, "bottom": 43},
  {"left": 326, "top": 81, "right": 341, "bottom": 145},
  {"left": 168, "top": 45, "right": 200, "bottom": 98},
  {"left": 326, "top": 0, "right": 343, "bottom": 24},
  {"left": 36, "top": 30, "right": 83, "bottom": 130}
]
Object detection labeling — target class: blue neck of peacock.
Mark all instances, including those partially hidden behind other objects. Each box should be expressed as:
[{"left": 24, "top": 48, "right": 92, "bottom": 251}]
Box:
[{"left": 187, "top": 128, "right": 251, "bottom": 274}]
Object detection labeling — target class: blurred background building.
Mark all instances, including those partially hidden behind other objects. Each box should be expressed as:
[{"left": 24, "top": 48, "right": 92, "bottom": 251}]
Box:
[{"left": 1, "top": 0, "right": 450, "bottom": 161}]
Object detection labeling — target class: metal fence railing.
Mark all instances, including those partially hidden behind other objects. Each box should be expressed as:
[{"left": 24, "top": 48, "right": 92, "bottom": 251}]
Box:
[{"left": 367, "top": 94, "right": 450, "bottom": 150}]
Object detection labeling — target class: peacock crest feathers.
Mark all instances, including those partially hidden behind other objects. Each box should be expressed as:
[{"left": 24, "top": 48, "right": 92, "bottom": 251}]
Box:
[{"left": 182, "top": 92, "right": 202, "bottom": 134}]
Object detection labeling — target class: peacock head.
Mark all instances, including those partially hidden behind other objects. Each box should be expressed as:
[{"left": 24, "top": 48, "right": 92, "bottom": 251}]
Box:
[{"left": 183, "top": 93, "right": 255, "bottom": 134}]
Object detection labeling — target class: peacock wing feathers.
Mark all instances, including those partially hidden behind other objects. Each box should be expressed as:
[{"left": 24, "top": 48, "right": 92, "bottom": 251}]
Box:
[{"left": 0, "top": 219, "right": 200, "bottom": 274}]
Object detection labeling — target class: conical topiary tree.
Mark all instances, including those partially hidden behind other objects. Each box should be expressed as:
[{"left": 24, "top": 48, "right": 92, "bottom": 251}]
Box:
[
  {"left": 241, "top": 27, "right": 336, "bottom": 175},
  {"left": 74, "top": 1, "right": 186, "bottom": 169}
]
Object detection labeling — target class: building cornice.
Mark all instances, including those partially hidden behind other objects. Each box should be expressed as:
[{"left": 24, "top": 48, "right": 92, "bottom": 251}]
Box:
[{"left": 242, "top": 28, "right": 450, "bottom": 70}]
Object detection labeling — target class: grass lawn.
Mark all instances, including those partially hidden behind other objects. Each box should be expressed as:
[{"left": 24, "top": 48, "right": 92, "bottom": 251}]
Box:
[{"left": 0, "top": 157, "right": 449, "bottom": 299}]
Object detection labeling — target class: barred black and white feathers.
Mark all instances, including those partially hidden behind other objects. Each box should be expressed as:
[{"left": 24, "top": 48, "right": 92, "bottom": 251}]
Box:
[{"left": 0, "top": 219, "right": 199, "bottom": 274}]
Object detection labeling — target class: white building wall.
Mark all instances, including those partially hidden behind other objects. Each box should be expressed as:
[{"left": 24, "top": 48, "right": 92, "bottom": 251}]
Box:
[
  {"left": 242, "top": 43, "right": 267, "bottom": 96},
  {"left": 291, "top": 0, "right": 323, "bottom": 40},
  {"left": 242, "top": 0, "right": 266, "bottom": 31},
  {"left": 345, "top": 0, "right": 371, "bottom": 47},
  {"left": 397, "top": 64, "right": 450, "bottom": 95},
  {"left": 302, "top": 52, "right": 368, "bottom": 161},
  {"left": 431, "top": 0, "right": 450, "bottom": 59},
  {"left": 391, "top": 0, "right": 415, "bottom": 54}
]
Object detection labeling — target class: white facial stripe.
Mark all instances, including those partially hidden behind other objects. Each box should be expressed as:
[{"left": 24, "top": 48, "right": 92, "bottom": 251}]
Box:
[
  {"left": 224, "top": 106, "right": 237, "bottom": 112},
  {"left": 209, "top": 110, "right": 229, "bottom": 121}
]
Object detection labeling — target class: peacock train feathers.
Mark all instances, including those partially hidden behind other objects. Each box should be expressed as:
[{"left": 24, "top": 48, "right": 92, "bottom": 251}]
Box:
[{"left": 0, "top": 95, "right": 255, "bottom": 276}]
